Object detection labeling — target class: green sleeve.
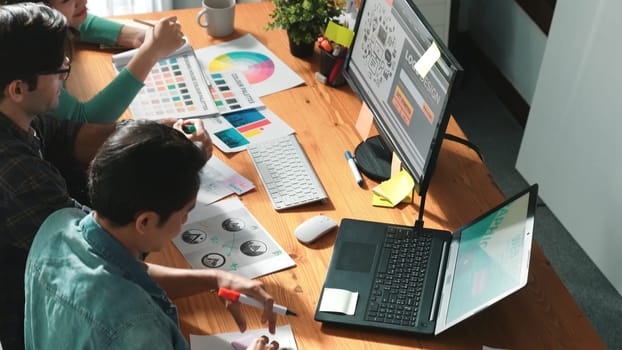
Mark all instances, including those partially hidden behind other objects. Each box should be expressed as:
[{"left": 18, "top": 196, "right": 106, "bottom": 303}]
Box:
[
  {"left": 50, "top": 69, "right": 144, "bottom": 123},
  {"left": 77, "top": 13, "right": 123, "bottom": 46}
]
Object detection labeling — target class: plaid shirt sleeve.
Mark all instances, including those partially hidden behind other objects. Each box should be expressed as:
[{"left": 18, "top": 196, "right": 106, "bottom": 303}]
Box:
[{"left": 0, "top": 116, "right": 80, "bottom": 250}]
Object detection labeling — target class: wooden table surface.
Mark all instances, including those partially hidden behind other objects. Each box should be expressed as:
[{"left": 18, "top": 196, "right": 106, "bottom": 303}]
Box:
[{"left": 66, "top": 3, "right": 605, "bottom": 349}]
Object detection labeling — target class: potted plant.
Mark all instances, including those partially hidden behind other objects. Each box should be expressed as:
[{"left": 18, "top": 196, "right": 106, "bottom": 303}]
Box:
[{"left": 266, "top": 0, "right": 344, "bottom": 58}]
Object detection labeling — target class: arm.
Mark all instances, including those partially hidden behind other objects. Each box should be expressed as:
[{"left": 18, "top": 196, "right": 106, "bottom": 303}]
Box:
[
  {"left": 124, "top": 16, "right": 185, "bottom": 82},
  {"left": 56, "top": 16, "right": 182, "bottom": 123},
  {"left": 116, "top": 24, "right": 146, "bottom": 49},
  {"left": 145, "top": 264, "right": 277, "bottom": 334},
  {"left": 77, "top": 13, "right": 123, "bottom": 46},
  {"left": 51, "top": 70, "right": 143, "bottom": 123}
]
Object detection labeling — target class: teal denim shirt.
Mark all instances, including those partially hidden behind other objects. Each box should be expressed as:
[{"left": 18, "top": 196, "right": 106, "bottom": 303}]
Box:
[{"left": 24, "top": 209, "right": 189, "bottom": 349}]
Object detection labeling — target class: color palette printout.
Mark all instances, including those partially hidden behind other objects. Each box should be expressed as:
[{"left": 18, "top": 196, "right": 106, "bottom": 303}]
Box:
[
  {"left": 195, "top": 34, "right": 304, "bottom": 97},
  {"left": 172, "top": 197, "right": 295, "bottom": 279},
  {"left": 207, "top": 71, "right": 263, "bottom": 114},
  {"left": 202, "top": 107, "right": 295, "bottom": 153},
  {"left": 197, "top": 155, "right": 255, "bottom": 205},
  {"left": 190, "top": 325, "right": 298, "bottom": 350},
  {"left": 112, "top": 40, "right": 219, "bottom": 120}
]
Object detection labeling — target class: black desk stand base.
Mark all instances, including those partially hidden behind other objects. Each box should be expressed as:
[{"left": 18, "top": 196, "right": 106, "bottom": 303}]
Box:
[{"left": 354, "top": 135, "right": 393, "bottom": 182}]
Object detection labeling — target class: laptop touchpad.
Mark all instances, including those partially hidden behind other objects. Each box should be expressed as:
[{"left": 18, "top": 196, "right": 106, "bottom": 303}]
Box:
[{"left": 335, "top": 242, "right": 376, "bottom": 272}]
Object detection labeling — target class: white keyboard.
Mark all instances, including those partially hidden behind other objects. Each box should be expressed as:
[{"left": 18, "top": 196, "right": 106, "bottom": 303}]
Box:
[{"left": 247, "top": 134, "right": 328, "bottom": 210}]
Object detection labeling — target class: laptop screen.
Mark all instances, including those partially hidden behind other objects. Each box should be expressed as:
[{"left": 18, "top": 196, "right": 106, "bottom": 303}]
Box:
[{"left": 435, "top": 188, "right": 535, "bottom": 334}]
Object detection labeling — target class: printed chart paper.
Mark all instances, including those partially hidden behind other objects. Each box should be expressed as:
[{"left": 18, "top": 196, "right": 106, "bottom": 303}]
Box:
[
  {"left": 207, "top": 71, "right": 264, "bottom": 115},
  {"left": 202, "top": 107, "right": 295, "bottom": 153},
  {"left": 195, "top": 34, "right": 304, "bottom": 97},
  {"left": 198, "top": 155, "right": 255, "bottom": 205},
  {"left": 172, "top": 197, "right": 295, "bottom": 279},
  {"left": 112, "top": 40, "right": 219, "bottom": 120},
  {"left": 190, "top": 325, "right": 297, "bottom": 350}
]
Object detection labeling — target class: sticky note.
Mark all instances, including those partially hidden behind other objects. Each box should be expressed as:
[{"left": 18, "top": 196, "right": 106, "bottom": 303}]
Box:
[
  {"left": 324, "top": 21, "right": 355, "bottom": 48},
  {"left": 372, "top": 188, "right": 413, "bottom": 207},
  {"left": 371, "top": 169, "right": 415, "bottom": 207},
  {"left": 414, "top": 42, "right": 441, "bottom": 78},
  {"left": 319, "top": 288, "right": 358, "bottom": 315},
  {"left": 355, "top": 103, "right": 374, "bottom": 140}
]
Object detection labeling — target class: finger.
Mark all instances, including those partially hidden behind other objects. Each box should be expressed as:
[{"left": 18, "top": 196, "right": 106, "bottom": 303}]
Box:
[
  {"left": 266, "top": 340, "right": 279, "bottom": 350},
  {"left": 226, "top": 301, "right": 247, "bottom": 332},
  {"left": 160, "top": 15, "right": 178, "bottom": 24},
  {"left": 172, "top": 119, "right": 184, "bottom": 131},
  {"left": 246, "top": 335, "right": 269, "bottom": 350}
]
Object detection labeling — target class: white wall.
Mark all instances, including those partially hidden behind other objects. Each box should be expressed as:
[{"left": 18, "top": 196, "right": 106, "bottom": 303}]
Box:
[
  {"left": 517, "top": 0, "right": 622, "bottom": 294},
  {"left": 460, "top": 0, "right": 546, "bottom": 104}
]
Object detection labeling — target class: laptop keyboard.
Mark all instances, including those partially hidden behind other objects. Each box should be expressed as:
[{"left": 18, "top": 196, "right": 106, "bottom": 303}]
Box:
[{"left": 365, "top": 226, "right": 432, "bottom": 327}]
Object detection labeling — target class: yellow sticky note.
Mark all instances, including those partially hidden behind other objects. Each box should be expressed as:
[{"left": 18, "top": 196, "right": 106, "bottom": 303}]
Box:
[
  {"left": 371, "top": 169, "right": 415, "bottom": 207},
  {"left": 372, "top": 190, "right": 413, "bottom": 207},
  {"left": 414, "top": 42, "right": 441, "bottom": 78},
  {"left": 324, "top": 21, "right": 355, "bottom": 48}
]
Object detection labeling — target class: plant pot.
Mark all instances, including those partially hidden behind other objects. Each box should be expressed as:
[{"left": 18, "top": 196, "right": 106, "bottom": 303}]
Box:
[{"left": 288, "top": 33, "right": 315, "bottom": 58}]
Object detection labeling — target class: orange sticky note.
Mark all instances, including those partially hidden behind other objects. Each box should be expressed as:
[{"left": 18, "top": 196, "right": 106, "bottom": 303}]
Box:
[{"left": 355, "top": 103, "right": 374, "bottom": 140}]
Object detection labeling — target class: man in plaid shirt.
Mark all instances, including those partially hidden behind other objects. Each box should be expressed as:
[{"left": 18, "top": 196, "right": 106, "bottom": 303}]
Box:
[{"left": 0, "top": 4, "right": 116, "bottom": 348}]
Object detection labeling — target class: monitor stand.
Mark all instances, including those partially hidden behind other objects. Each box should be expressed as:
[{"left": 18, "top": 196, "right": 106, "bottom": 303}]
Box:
[{"left": 354, "top": 135, "right": 392, "bottom": 182}]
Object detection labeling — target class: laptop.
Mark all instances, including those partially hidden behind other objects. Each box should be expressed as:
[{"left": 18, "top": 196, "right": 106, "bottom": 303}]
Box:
[{"left": 314, "top": 185, "right": 538, "bottom": 335}]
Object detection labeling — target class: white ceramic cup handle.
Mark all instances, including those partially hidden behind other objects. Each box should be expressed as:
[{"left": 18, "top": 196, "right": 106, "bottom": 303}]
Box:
[{"left": 196, "top": 8, "right": 209, "bottom": 28}]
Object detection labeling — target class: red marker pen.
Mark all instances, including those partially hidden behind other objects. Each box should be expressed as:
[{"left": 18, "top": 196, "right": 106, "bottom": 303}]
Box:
[{"left": 218, "top": 288, "right": 297, "bottom": 316}]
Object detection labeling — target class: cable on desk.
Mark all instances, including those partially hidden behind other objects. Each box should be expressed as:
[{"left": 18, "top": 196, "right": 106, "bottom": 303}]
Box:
[{"left": 443, "top": 133, "right": 485, "bottom": 162}]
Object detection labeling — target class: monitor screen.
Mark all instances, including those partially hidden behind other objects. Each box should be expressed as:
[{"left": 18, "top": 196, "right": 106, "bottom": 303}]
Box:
[{"left": 343, "top": 0, "right": 462, "bottom": 194}]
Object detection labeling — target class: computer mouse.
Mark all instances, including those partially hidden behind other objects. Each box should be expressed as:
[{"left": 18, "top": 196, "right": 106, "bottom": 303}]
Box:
[{"left": 294, "top": 214, "right": 338, "bottom": 244}]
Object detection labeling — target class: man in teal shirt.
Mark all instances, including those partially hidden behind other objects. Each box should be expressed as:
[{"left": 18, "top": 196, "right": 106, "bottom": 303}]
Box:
[{"left": 25, "top": 120, "right": 282, "bottom": 349}]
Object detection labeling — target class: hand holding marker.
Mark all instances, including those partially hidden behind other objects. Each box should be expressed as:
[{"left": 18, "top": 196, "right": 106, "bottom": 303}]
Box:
[
  {"left": 182, "top": 124, "right": 196, "bottom": 134},
  {"left": 218, "top": 288, "right": 297, "bottom": 316}
]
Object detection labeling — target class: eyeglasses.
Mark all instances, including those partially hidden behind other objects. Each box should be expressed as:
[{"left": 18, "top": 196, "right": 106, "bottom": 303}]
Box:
[{"left": 38, "top": 56, "right": 71, "bottom": 81}]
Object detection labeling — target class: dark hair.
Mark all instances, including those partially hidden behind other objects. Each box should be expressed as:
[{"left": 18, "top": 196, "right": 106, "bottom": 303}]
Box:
[
  {"left": 0, "top": 3, "right": 68, "bottom": 92},
  {"left": 2, "top": 0, "right": 49, "bottom": 3},
  {"left": 88, "top": 121, "right": 208, "bottom": 227}
]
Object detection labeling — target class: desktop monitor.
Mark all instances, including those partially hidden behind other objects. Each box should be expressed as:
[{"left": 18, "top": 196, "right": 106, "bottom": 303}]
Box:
[{"left": 343, "top": 0, "right": 463, "bottom": 195}]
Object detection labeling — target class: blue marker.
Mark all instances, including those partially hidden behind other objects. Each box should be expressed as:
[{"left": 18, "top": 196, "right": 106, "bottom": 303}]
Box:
[{"left": 345, "top": 151, "right": 364, "bottom": 186}]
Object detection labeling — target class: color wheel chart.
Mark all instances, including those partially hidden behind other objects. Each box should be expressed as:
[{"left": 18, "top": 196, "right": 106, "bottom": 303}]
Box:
[
  {"left": 196, "top": 34, "right": 305, "bottom": 97},
  {"left": 209, "top": 52, "right": 275, "bottom": 85}
]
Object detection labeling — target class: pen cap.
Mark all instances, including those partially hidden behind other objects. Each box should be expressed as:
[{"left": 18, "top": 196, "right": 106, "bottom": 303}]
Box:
[{"left": 218, "top": 288, "right": 241, "bottom": 302}]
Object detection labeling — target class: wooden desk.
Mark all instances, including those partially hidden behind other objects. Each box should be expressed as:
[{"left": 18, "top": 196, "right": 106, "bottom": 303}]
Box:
[{"left": 67, "top": 3, "right": 605, "bottom": 349}]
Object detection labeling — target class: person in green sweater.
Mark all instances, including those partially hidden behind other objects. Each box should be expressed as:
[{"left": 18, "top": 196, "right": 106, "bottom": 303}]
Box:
[{"left": 3, "top": 0, "right": 185, "bottom": 123}]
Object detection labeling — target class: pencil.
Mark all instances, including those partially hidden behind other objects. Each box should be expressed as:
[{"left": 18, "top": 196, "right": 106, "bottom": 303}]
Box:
[{"left": 133, "top": 18, "right": 155, "bottom": 27}]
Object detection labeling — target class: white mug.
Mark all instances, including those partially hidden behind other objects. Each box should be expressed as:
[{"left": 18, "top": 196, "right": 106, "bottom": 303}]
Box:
[{"left": 196, "top": 0, "right": 236, "bottom": 38}]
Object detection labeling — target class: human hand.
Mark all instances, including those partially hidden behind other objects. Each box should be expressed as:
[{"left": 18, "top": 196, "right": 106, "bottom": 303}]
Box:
[
  {"left": 215, "top": 271, "right": 277, "bottom": 334},
  {"left": 173, "top": 119, "right": 213, "bottom": 160},
  {"left": 142, "top": 16, "right": 185, "bottom": 61},
  {"left": 247, "top": 335, "right": 280, "bottom": 350},
  {"left": 117, "top": 24, "right": 146, "bottom": 48}
]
